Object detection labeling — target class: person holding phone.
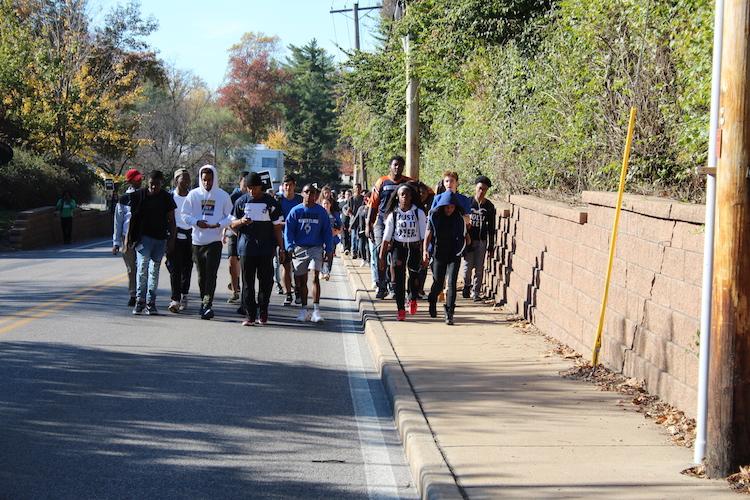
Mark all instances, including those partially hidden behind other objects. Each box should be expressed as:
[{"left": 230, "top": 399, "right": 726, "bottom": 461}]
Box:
[{"left": 180, "top": 165, "right": 233, "bottom": 320}]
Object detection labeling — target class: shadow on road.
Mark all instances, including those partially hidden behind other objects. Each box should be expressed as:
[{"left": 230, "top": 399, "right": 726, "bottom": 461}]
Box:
[{"left": 0, "top": 341, "right": 373, "bottom": 499}]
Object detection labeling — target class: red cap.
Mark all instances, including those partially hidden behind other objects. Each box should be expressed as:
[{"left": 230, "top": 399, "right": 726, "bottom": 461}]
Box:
[{"left": 124, "top": 169, "right": 143, "bottom": 183}]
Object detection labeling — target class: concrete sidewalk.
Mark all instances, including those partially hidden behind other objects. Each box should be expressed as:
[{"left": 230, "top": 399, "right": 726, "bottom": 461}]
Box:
[{"left": 343, "top": 258, "right": 733, "bottom": 499}]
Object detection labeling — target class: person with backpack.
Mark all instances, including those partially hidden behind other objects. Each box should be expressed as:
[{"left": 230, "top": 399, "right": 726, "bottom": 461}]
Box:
[
  {"left": 379, "top": 184, "right": 427, "bottom": 321},
  {"left": 423, "top": 191, "right": 469, "bottom": 325}
]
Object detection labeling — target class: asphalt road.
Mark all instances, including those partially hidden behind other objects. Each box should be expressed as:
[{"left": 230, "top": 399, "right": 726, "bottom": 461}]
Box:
[{"left": 0, "top": 239, "right": 416, "bottom": 499}]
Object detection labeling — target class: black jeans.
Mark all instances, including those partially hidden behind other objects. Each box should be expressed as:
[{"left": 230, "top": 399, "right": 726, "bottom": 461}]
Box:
[
  {"left": 240, "top": 255, "right": 274, "bottom": 320},
  {"left": 428, "top": 257, "right": 461, "bottom": 315},
  {"left": 192, "top": 241, "right": 222, "bottom": 307},
  {"left": 60, "top": 217, "right": 72, "bottom": 244},
  {"left": 166, "top": 237, "right": 193, "bottom": 301},
  {"left": 390, "top": 242, "right": 421, "bottom": 311}
]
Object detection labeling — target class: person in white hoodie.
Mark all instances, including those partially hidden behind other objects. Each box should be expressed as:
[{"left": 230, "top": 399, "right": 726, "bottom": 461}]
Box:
[{"left": 180, "top": 165, "right": 233, "bottom": 320}]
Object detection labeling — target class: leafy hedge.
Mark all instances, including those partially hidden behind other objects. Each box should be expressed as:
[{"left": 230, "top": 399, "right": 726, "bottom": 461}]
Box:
[
  {"left": 339, "top": 0, "right": 711, "bottom": 202},
  {"left": 0, "top": 148, "right": 96, "bottom": 209}
]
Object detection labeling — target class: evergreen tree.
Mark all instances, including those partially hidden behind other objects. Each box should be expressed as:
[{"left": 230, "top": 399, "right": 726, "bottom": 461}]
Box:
[{"left": 283, "top": 39, "right": 339, "bottom": 186}]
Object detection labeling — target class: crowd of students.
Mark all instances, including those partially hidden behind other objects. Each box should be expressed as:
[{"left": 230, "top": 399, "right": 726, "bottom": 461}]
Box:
[{"left": 112, "top": 158, "right": 495, "bottom": 327}]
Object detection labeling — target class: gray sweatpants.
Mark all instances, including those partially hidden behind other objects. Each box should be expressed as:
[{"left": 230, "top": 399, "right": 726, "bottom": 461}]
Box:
[{"left": 461, "top": 239, "right": 488, "bottom": 298}]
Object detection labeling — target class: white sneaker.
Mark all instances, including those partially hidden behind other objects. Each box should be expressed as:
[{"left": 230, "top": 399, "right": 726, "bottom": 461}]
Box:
[
  {"left": 168, "top": 300, "right": 180, "bottom": 313},
  {"left": 295, "top": 309, "right": 310, "bottom": 322},
  {"left": 310, "top": 309, "right": 324, "bottom": 323},
  {"left": 179, "top": 294, "right": 188, "bottom": 311}
]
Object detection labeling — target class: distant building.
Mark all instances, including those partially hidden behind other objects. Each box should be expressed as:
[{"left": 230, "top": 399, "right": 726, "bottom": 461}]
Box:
[{"left": 234, "top": 145, "right": 285, "bottom": 189}]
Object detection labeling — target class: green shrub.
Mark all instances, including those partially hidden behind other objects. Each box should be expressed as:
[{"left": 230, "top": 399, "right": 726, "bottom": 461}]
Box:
[{"left": 0, "top": 148, "right": 95, "bottom": 209}]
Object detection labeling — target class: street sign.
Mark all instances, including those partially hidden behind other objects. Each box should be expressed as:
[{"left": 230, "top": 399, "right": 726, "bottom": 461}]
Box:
[
  {"left": 105, "top": 179, "right": 114, "bottom": 191},
  {"left": 257, "top": 170, "right": 273, "bottom": 191}
]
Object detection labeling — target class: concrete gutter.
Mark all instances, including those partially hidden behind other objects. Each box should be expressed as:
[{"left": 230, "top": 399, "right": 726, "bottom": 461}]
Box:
[{"left": 343, "top": 257, "right": 464, "bottom": 500}]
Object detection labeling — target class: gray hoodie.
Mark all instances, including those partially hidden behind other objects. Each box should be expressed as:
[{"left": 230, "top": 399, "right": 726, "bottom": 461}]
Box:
[{"left": 180, "top": 165, "right": 233, "bottom": 245}]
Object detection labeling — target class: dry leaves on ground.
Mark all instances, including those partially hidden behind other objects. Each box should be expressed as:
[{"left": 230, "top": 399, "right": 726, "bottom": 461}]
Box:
[
  {"left": 511, "top": 319, "right": 696, "bottom": 448},
  {"left": 727, "top": 466, "right": 750, "bottom": 494}
]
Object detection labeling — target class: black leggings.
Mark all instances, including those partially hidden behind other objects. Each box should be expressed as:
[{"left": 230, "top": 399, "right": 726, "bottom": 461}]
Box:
[
  {"left": 428, "top": 257, "right": 461, "bottom": 312},
  {"left": 390, "top": 241, "right": 422, "bottom": 311},
  {"left": 60, "top": 217, "right": 72, "bottom": 244}
]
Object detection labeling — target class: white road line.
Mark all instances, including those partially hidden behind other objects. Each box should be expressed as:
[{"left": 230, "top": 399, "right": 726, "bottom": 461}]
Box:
[
  {"left": 336, "top": 275, "right": 401, "bottom": 500},
  {"left": 58, "top": 239, "right": 110, "bottom": 253}
]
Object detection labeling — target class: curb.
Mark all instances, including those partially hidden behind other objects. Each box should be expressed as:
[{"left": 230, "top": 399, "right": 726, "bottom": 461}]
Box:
[{"left": 343, "top": 257, "right": 464, "bottom": 500}]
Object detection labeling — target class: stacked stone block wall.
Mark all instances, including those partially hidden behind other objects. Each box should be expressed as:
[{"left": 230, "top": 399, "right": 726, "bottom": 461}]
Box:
[
  {"left": 482, "top": 191, "right": 705, "bottom": 416},
  {"left": 10, "top": 207, "right": 113, "bottom": 250}
]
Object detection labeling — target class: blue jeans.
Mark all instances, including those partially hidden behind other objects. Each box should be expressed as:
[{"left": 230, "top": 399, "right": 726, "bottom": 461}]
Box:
[
  {"left": 136, "top": 235, "right": 167, "bottom": 304},
  {"left": 369, "top": 238, "right": 378, "bottom": 286}
]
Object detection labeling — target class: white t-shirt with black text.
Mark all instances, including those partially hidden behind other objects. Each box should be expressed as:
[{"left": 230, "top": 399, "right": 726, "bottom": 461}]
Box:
[{"left": 383, "top": 207, "right": 427, "bottom": 244}]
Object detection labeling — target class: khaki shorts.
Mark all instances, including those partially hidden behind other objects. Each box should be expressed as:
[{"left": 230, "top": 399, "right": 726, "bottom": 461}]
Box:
[{"left": 292, "top": 246, "right": 324, "bottom": 276}]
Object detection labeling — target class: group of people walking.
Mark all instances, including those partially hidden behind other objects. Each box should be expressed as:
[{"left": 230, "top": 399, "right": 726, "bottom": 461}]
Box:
[
  {"left": 110, "top": 157, "right": 495, "bottom": 328},
  {"left": 354, "top": 155, "right": 496, "bottom": 325},
  {"left": 112, "top": 165, "right": 336, "bottom": 326}
]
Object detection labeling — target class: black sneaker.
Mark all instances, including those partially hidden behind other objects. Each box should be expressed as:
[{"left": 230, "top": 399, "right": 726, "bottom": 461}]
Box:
[
  {"left": 283, "top": 294, "right": 293, "bottom": 306},
  {"left": 276, "top": 286, "right": 285, "bottom": 295},
  {"left": 375, "top": 288, "right": 387, "bottom": 299},
  {"left": 445, "top": 316, "right": 454, "bottom": 325},
  {"left": 473, "top": 295, "right": 483, "bottom": 302},
  {"left": 294, "top": 295, "right": 302, "bottom": 305},
  {"left": 132, "top": 302, "right": 146, "bottom": 315},
  {"left": 127, "top": 296, "right": 137, "bottom": 307},
  {"left": 146, "top": 303, "right": 159, "bottom": 316},
  {"left": 201, "top": 307, "right": 214, "bottom": 320},
  {"left": 462, "top": 288, "right": 471, "bottom": 299}
]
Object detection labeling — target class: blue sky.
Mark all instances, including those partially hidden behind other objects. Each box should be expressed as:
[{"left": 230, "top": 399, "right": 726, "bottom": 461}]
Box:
[{"left": 89, "top": 1, "right": 383, "bottom": 90}]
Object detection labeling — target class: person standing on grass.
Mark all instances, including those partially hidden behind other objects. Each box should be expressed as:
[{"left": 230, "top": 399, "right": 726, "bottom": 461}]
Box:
[
  {"left": 56, "top": 191, "right": 77, "bottom": 244},
  {"left": 379, "top": 184, "right": 427, "bottom": 321},
  {"left": 124, "top": 170, "right": 177, "bottom": 316},
  {"left": 284, "top": 184, "right": 333, "bottom": 323},
  {"left": 181, "top": 165, "right": 233, "bottom": 320},
  {"left": 166, "top": 168, "right": 194, "bottom": 313},
  {"left": 276, "top": 174, "right": 303, "bottom": 306},
  {"left": 366, "top": 156, "right": 413, "bottom": 299},
  {"left": 423, "top": 191, "right": 469, "bottom": 325},
  {"left": 113, "top": 168, "right": 143, "bottom": 307},
  {"left": 229, "top": 172, "right": 285, "bottom": 327},
  {"left": 461, "top": 175, "right": 497, "bottom": 301},
  {"left": 224, "top": 172, "right": 248, "bottom": 306}
]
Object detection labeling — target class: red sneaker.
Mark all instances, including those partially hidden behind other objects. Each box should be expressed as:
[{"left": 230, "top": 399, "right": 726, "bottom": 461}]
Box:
[
  {"left": 397, "top": 309, "right": 406, "bottom": 321},
  {"left": 409, "top": 300, "right": 418, "bottom": 315}
]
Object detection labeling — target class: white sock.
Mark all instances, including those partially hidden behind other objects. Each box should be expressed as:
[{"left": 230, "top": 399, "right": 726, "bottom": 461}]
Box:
[{"left": 313, "top": 303, "right": 320, "bottom": 311}]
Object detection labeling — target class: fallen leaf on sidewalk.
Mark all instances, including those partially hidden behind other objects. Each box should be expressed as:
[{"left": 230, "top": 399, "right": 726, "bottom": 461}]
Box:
[
  {"left": 681, "top": 465, "right": 705, "bottom": 478},
  {"left": 728, "top": 465, "right": 750, "bottom": 493}
]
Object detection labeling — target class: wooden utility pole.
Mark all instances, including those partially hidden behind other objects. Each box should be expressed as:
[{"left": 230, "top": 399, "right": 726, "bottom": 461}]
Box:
[
  {"left": 707, "top": 0, "right": 750, "bottom": 478},
  {"left": 394, "top": 0, "right": 419, "bottom": 180},
  {"left": 330, "top": 2, "right": 381, "bottom": 186}
]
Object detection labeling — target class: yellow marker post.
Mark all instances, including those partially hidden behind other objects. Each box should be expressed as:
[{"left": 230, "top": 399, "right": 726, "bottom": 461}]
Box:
[{"left": 592, "top": 107, "right": 637, "bottom": 366}]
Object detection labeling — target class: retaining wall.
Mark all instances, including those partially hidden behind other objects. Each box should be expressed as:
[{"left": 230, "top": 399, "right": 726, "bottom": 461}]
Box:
[
  {"left": 10, "top": 207, "right": 113, "bottom": 250},
  {"left": 483, "top": 191, "right": 705, "bottom": 417}
]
